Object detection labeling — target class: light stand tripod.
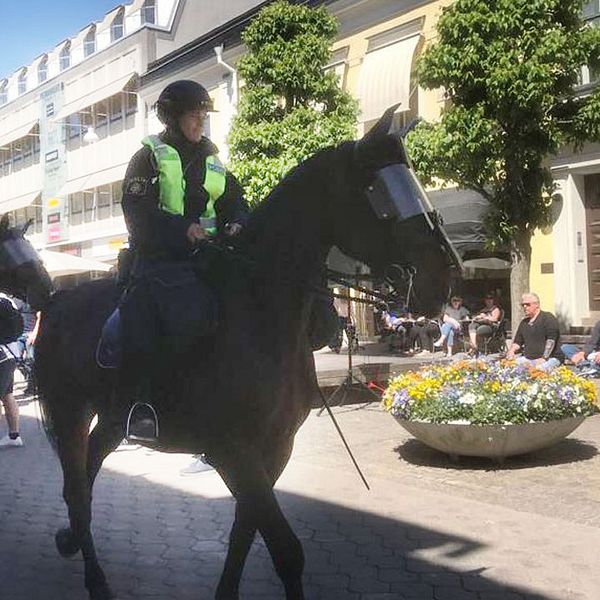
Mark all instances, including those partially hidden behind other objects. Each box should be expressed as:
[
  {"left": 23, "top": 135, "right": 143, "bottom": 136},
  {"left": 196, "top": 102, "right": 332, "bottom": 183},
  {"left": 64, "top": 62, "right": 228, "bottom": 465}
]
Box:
[{"left": 318, "top": 284, "right": 381, "bottom": 416}]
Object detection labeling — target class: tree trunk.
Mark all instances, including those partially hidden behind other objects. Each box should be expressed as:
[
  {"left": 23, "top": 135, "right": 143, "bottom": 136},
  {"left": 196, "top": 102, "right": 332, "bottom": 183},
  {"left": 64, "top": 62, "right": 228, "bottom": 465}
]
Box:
[{"left": 509, "top": 232, "right": 532, "bottom": 337}]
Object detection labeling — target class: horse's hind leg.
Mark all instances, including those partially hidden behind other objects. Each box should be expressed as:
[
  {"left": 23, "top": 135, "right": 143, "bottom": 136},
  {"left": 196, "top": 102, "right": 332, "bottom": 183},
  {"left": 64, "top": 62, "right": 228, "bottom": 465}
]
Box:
[
  {"left": 54, "top": 410, "right": 115, "bottom": 600},
  {"left": 215, "top": 448, "right": 305, "bottom": 600}
]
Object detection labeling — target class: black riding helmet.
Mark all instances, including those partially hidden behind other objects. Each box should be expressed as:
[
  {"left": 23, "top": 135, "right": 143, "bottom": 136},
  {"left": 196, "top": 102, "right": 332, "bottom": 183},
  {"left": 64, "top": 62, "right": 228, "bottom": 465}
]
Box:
[{"left": 155, "top": 80, "right": 215, "bottom": 128}]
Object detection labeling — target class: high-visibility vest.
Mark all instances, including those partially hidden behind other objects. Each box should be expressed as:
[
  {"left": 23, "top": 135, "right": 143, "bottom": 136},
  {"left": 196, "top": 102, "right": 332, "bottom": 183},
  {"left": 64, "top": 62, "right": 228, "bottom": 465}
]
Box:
[{"left": 142, "top": 135, "right": 226, "bottom": 236}]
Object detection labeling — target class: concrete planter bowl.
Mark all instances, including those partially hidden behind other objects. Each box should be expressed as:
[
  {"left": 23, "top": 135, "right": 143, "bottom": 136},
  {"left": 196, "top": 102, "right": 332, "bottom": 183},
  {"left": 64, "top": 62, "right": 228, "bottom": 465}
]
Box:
[{"left": 394, "top": 416, "right": 587, "bottom": 461}]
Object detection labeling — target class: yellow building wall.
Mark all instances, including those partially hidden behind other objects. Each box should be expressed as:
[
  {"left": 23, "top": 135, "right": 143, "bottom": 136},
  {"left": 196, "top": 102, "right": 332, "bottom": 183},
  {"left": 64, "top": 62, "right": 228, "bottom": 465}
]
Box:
[
  {"left": 530, "top": 228, "right": 555, "bottom": 312},
  {"left": 333, "top": 0, "right": 452, "bottom": 128}
]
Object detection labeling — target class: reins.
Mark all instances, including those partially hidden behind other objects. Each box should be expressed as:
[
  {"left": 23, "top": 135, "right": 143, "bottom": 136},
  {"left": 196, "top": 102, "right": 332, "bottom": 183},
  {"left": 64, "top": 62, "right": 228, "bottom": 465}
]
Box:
[
  {"left": 195, "top": 241, "right": 414, "bottom": 308},
  {"left": 194, "top": 240, "right": 417, "bottom": 491}
]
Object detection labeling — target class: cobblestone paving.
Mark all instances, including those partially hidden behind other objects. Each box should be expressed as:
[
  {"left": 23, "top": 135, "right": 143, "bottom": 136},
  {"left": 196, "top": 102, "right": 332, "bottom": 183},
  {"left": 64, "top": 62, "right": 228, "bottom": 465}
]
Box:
[{"left": 1, "top": 384, "right": 599, "bottom": 600}]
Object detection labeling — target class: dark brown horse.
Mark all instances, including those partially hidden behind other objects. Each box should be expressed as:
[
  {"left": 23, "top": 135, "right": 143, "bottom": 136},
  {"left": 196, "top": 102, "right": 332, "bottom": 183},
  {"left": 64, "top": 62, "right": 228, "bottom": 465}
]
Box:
[{"left": 0, "top": 109, "right": 457, "bottom": 600}]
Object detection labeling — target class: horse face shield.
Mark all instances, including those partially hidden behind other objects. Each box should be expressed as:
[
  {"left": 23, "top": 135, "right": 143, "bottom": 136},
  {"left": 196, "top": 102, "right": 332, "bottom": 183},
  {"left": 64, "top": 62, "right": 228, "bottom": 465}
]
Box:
[
  {"left": 365, "top": 163, "right": 463, "bottom": 274},
  {"left": 0, "top": 237, "right": 40, "bottom": 271}
]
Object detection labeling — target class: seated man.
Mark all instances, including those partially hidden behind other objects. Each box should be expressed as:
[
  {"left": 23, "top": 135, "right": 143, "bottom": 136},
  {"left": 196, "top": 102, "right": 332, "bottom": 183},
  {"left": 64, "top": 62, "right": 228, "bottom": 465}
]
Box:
[
  {"left": 561, "top": 320, "right": 600, "bottom": 377},
  {"left": 408, "top": 315, "right": 440, "bottom": 355},
  {"left": 506, "top": 292, "right": 562, "bottom": 371},
  {"left": 467, "top": 292, "right": 502, "bottom": 354}
]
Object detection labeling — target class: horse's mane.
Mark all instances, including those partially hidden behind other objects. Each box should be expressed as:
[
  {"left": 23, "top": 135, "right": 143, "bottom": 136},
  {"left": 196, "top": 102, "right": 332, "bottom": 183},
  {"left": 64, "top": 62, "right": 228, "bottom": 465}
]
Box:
[{"left": 242, "top": 141, "right": 353, "bottom": 238}]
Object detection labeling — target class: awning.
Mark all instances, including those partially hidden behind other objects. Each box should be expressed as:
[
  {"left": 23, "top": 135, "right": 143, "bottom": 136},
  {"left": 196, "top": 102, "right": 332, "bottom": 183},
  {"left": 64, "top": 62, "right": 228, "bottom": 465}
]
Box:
[
  {"left": 0, "top": 120, "right": 38, "bottom": 149},
  {"left": 38, "top": 249, "right": 112, "bottom": 278},
  {"left": 84, "top": 163, "right": 127, "bottom": 189},
  {"left": 58, "top": 174, "right": 90, "bottom": 197},
  {"left": 0, "top": 191, "right": 41, "bottom": 213},
  {"left": 58, "top": 163, "right": 127, "bottom": 197},
  {"left": 429, "top": 187, "right": 511, "bottom": 270},
  {"left": 54, "top": 72, "right": 137, "bottom": 121},
  {"left": 357, "top": 34, "right": 420, "bottom": 123}
]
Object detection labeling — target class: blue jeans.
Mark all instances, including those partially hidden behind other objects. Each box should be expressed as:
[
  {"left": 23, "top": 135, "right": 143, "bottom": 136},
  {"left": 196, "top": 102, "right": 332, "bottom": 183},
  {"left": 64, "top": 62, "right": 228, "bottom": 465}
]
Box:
[
  {"left": 440, "top": 322, "right": 459, "bottom": 346},
  {"left": 560, "top": 344, "right": 580, "bottom": 362},
  {"left": 515, "top": 355, "right": 560, "bottom": 372},
  {"left": 560, "top": 343, "right": 600, "bottom": 372}
]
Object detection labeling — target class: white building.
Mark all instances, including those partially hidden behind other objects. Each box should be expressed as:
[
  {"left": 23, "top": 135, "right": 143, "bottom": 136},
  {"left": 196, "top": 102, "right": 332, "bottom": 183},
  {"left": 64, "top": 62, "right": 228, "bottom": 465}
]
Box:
[{"left": 0, "top": 0, "right": 264, "bottom": 268}]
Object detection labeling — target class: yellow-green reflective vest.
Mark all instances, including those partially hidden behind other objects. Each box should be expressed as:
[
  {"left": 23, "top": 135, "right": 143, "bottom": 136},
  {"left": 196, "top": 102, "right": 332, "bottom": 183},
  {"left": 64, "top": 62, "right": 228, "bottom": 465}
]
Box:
[{"left": 142, "top": 134, "right": 226, "bottom": 236}]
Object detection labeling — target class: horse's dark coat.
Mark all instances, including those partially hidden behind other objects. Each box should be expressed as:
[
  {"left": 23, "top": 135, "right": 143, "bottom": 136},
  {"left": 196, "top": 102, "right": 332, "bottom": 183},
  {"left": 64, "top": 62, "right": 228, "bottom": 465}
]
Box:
[{"left": 0, "top": 111, "right": 455, "bottom": 600}]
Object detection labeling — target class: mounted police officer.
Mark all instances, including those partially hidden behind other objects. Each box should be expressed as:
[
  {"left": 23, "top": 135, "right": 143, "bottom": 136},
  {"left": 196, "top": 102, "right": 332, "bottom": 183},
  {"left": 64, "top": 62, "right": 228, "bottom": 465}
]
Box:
[{"left": 119, "top": 80, "right": 249, "bottom": 440}]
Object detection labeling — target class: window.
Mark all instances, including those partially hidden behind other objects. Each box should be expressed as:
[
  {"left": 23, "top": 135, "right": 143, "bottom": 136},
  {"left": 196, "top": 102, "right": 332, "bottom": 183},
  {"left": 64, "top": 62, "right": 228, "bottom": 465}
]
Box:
[
  {"left": 18, "top": 69, "right": 27, "bottom": 95},
  {"left": 97, "top": 185, "right": 111, "bottom": 219},
  {"left": 94, "top": 99, "right": 109, "bottom": 139},
  {"left": 11, "top": 142, "right": 23, "bottom": 171},
  {"left": 59, "top": 43, "right": 71, "bottom": 71},
  {"left": 109, "top": 94, "right": 124, "bottom": 135},
  {"left": 38, "top": 56, "right": 48, "bottom": 84},
  {"left": 0, "top": 80, "right": 7, "bottom": 105},
  {"left": 83, "top": 27, "right": 96, "bottom": 57},
  {"left": 141, "top": 0, "right": 156, "bottom": 24},
  {"left": 111, "top": 9, "right": 124, "bottom": 42},
  {"left": 84, "top": 191, "right": 95, "bottom": 223},
  {"left": 582, "top": 2, "right": 600, "bottom": 85},
  {"left": 69, "top": 192, "right": 83, "bottom": 226},
  {"left": 583, "top": 0, "right": 600, "bottom": 22},
  {"left": 111, "top": 181, "right": 123, "bottom": 217}
]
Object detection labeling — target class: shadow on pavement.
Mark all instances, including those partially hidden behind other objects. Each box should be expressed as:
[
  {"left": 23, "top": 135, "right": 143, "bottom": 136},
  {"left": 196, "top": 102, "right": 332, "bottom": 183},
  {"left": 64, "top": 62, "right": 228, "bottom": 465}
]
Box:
[
  {"left": 0, "top": 413, "right": 562, "bottom": 600},
  {"left": 395, "top": 437, "right": 598, "bottom": 471}
]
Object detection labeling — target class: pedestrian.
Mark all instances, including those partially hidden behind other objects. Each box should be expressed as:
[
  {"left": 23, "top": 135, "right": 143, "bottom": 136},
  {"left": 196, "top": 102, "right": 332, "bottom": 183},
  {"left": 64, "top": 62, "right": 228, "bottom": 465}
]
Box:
[{"left": 0, "top": 294, "right": 23, "bottom": 448}]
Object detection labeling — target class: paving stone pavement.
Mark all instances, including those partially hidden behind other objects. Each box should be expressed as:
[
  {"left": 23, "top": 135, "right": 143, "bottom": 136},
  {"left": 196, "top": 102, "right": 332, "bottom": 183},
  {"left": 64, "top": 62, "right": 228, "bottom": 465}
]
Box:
[{"left": 1, "top": 380, "right": 599, "bottom": 600}]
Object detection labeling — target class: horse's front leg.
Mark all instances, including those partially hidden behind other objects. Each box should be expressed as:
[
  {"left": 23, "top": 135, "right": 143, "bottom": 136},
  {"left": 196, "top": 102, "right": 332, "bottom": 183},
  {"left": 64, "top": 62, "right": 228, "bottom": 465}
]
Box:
[
  {"left": 215, "top": 446, "right": 305, "bottom": 600},
  {"left": 55, "top": 413, "right": 114, "bottom": 600},
  {"left": 215, "top": 503, "right": 257, "bottom": 600}
]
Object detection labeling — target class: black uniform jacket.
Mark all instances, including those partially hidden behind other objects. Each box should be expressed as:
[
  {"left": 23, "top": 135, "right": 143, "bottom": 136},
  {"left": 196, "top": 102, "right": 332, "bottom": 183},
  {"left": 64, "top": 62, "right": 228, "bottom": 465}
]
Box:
[{"left": 122, "top": 130, "right": 249, "bottom": 262}]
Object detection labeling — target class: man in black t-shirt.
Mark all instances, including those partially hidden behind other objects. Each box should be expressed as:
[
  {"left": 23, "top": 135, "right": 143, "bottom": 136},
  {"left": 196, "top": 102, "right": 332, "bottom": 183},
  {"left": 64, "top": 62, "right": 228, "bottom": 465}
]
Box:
[{"left": 506, "top": 292, "right": 562, "bottom": 371}]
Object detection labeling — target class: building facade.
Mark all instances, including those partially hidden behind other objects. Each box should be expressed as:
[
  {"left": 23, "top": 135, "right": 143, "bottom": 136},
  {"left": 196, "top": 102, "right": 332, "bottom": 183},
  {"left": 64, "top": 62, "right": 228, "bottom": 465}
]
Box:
[{"left": 11, "top": 0, "right": 594, "bottom": 327}]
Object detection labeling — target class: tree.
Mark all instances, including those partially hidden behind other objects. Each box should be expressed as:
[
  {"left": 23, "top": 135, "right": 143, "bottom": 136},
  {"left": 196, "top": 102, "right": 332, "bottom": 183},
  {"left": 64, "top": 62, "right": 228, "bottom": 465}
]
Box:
[
  {"left": 228, "top": 0, "right": 358, "bottom": 207},
  {"left": 405, "top": 0, "right": 600, "bottom": 330}
]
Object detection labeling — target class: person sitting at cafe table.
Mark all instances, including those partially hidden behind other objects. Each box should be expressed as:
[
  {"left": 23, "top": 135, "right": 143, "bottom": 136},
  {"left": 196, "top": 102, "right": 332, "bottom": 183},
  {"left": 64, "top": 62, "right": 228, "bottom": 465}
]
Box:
[
  {"left": 433, "top": 296, "right": 469, "bottom": 358},
  {"left": 467, "top": 292, "right": 502, "bottom": 354},
  {"left": 506, "top": 292, "right": 562, "bottom": 371},
  {"left": 408, "top": 315, "right": 441, "bottom": 355}
]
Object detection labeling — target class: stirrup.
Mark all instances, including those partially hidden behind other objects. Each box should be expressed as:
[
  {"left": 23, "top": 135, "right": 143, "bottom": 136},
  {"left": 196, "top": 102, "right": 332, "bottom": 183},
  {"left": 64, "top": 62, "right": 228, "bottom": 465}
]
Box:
[{"left": 126, "top": 402, "right": 159, "bottom": 442}]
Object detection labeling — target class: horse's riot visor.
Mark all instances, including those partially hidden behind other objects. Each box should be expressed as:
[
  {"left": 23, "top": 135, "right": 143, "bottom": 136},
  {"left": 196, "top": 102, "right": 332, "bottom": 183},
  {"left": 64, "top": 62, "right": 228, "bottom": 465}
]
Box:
[
  {"left": 366, "top": 163, "right": 464, "bottom": 273},
  {"left": 0, "top": 237, "right": 40, "bottom": 270}
]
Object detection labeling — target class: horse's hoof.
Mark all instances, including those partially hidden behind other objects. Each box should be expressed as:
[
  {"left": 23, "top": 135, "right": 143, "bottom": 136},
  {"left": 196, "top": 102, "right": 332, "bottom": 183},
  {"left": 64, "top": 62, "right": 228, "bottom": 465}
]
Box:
[
  {"left": 89, "top": 581, "right": 116, "bottom": 600},
  {"left": 55, "top": 527, "right": 81, "bottom": 557}
]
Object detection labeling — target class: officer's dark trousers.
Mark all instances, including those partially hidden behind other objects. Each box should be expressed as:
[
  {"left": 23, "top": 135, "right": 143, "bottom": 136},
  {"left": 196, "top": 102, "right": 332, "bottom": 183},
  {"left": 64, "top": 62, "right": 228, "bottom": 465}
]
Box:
[{"left": 118, "top": 260, "right": 218, "bottom": 403}]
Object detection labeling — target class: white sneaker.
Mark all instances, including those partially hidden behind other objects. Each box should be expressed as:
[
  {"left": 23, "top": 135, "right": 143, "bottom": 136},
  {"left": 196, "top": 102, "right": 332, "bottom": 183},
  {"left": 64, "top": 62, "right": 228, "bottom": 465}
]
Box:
[
  {"left": 180, "top": 454, "right": 214, "bottom": 475},
  {"left": 0, "top": 435, "right": 24, "bottom": 448},
  {"left": 433, "top": 338, "right": 445, "bottom": 348},
  {"left": 419, "top": 349, "right": 431, "bottom": 355}
]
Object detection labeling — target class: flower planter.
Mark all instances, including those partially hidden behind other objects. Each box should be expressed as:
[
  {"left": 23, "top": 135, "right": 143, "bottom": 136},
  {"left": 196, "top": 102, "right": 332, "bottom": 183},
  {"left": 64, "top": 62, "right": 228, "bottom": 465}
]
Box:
[{"left": 394, "top": 416, "right": 586, "bottom": 460}]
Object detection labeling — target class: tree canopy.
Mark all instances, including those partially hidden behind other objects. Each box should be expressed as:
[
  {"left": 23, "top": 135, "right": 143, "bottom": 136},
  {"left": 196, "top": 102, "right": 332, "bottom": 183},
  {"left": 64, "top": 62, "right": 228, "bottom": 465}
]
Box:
[
  {"left": 228, "top": 0, "right": 358, "bottom": 207},
  {"left": 407, "top": 0, "right": 600, "bottom": 253}
]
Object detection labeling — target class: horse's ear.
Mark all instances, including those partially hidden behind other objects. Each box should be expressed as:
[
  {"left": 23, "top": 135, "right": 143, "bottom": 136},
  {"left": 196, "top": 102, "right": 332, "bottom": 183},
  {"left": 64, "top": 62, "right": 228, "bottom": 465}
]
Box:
[
  {"left": 361, "top": 104, "right": 401, "bottom": 140},
  {"left": 22, "top": 219, "right": 33, "bottom": 236},
  {"left": 354, "top": 104, "right": 406, "bottom": 170},
  {"left": 0, "top": 214, "right": 9, "bottom": 232}
]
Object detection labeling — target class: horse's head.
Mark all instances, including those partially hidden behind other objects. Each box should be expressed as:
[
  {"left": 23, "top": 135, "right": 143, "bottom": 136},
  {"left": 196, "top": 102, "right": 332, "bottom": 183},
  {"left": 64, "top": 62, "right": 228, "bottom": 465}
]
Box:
[
  {"left": 0, "top": 215, "right": 53, "bottom": 310},
  {"left": 328, "top": 107, "right": 461, "bottom": 317}
]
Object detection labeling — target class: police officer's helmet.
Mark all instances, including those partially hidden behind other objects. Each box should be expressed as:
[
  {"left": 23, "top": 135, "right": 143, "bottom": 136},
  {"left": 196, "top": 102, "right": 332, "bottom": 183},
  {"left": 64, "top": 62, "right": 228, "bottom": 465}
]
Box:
[{"left": 155, "top": 80, "right": 215, "bottom": 126}]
